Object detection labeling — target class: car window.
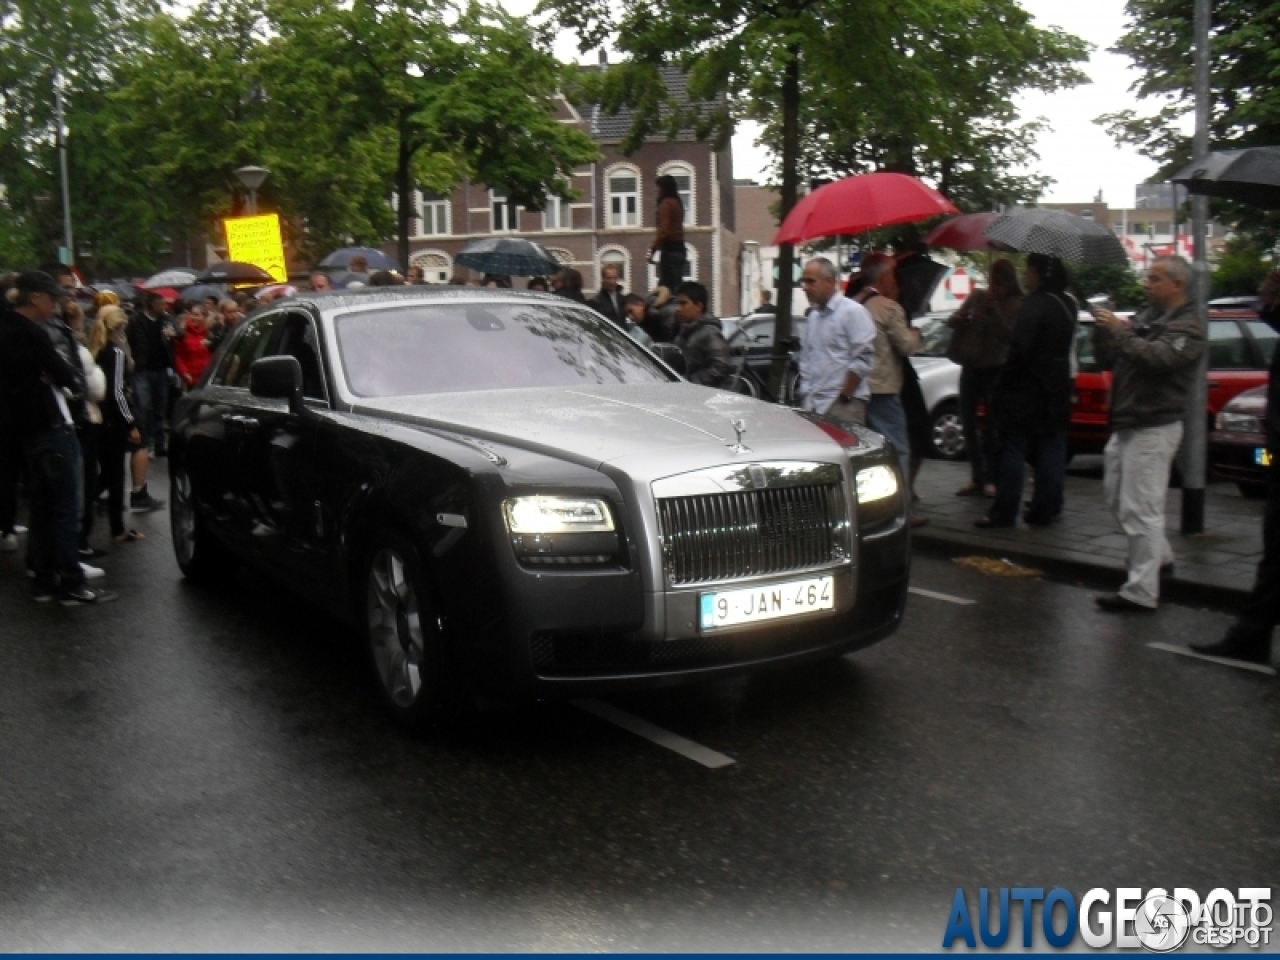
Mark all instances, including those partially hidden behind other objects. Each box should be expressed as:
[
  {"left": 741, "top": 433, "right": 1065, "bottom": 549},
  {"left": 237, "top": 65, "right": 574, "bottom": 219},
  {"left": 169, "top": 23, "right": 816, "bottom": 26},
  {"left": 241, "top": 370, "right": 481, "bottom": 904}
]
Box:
[
  {"left": 1245, "top": 321, "right": 1277, "bottom": 364},
  {"left": 915, "top": 315, "right": 953, "bottom": 357},
  {"left": 334, "top": 301, "right": 677, "bottom": 398},
  {"left": 269, "top": 311, "right": 328, "bottom": 402},
  {"left": 211, "top": 314, "right": 281, "bottom": 388},
  {"left": 1074, "top": 322, "right": 1101, "bottom": 373},
  {"left": 1208, "top": 319, "right": 1253, "bottom": 369}
]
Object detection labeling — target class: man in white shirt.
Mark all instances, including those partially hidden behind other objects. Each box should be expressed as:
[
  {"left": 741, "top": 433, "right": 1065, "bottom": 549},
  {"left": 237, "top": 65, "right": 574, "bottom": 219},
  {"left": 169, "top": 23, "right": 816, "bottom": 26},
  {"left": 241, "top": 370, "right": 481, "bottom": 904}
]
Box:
[{"left": 797, "top": 258, "right": 876, "bottom": 428}]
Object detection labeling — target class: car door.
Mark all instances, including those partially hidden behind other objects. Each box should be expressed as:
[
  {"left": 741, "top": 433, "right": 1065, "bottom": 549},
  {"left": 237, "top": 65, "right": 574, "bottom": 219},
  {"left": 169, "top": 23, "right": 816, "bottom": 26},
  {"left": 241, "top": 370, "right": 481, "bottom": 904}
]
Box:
[
  {"left": 185, "top": 312, "right": 283, "bottom": 545},
  {"left": 235, "top": 308, "right": 329, "bottom": 588},
  {"left": 1206, "top": 317, "right": 1266, "bottom": 418}
]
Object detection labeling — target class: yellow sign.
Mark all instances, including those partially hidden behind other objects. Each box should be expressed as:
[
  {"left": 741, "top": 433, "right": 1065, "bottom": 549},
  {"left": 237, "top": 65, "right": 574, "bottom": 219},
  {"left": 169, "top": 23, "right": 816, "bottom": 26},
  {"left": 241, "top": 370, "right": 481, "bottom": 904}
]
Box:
[{"left": 224, "top": 214, "right": 287, "bottom": 282}]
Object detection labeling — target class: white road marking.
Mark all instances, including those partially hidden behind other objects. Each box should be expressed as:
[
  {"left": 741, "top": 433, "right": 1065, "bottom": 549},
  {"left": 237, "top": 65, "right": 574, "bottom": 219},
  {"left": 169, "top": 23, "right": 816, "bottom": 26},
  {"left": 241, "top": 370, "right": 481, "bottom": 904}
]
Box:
[
  {"left": 573, "top": 699, "right": 736, "bottom": 769},
  {"left": 1147, "top": 642, "right": 1278, "bottom": 676},
  {"left": 909, "top": 586, "right": 976, "bottom": 606}
]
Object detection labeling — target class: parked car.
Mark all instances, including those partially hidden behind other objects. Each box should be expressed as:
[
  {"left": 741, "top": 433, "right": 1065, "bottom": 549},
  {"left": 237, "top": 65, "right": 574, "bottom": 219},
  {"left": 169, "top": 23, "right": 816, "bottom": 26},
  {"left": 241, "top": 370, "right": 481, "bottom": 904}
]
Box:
[
  {"left": 1069, "top": 308, "right": 1275, "bottom": 458},
  {"left": 170, "top": 288, "right": 911, "bottom": 727},
  {"left": 722, "top": 310, "right": 966, "bottom": 461},
  {"left": 1209, "top": 385, "right": 1269, "bottom": 497}
]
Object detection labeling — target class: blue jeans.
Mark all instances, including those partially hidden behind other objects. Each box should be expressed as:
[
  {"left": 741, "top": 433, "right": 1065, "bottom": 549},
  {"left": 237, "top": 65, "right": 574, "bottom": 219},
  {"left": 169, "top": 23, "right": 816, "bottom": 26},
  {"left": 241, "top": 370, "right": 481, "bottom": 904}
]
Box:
[
  {"left": 989, "top": 430, "right": 1066, "bottom": 526},
  {"left": 867, "top": 393, "right": 910, "bottom": 481},
  {"left": 133, "top": 369, "right": 169, "bottom": 453},
  {"left": 24, "top": 425, "right": 85, "bottom": 591}
]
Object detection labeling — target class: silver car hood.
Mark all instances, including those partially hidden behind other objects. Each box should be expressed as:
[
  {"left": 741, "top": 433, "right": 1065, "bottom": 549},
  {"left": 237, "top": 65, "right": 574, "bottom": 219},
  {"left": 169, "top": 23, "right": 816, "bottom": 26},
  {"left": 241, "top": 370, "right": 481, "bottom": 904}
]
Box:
[{"left": 354, "top": 383, "right": 853, "bottom": 473}]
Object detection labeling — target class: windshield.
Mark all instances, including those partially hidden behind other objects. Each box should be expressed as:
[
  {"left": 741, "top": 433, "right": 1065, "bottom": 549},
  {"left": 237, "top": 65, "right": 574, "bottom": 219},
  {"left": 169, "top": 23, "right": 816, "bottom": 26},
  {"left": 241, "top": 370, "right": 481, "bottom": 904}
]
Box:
[{"left": 334, "top": 300, "right": 675, "bottom": 398}]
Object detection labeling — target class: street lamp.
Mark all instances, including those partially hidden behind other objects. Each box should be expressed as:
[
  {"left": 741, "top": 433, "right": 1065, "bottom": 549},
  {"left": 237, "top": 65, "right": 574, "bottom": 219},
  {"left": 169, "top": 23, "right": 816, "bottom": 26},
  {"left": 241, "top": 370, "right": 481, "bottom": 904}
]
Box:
[
  {"left": 234, "top": 165, "right": 270, "bottom": 215},
  {"left": 0, "top": 38, "right": 73, "bottom": 263}
]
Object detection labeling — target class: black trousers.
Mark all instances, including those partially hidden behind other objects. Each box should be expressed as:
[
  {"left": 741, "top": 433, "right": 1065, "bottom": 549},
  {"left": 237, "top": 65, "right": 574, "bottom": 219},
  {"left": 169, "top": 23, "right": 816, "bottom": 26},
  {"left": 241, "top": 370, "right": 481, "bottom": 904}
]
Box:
[
  {"left": 1227, "top": 459, "right": 1280, "bottom": 650},
  {"left": 79, "top": 422, "right": 101, "bottom": 548},
  {"left": 98, "top": 425, "right": 130, "bottom": 539},
  {"left": 0, "top": 424, "right": 21, "bottom": 535}
]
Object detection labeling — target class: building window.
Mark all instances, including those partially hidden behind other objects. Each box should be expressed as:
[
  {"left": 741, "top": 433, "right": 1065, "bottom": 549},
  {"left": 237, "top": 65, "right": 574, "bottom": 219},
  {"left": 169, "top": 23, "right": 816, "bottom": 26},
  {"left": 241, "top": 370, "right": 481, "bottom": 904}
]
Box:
[
  {"left": 544, "top": 195, "right": 571, "bottom": 232},
  {"left": 410, "top": 251, "right": 451, "bottom": 284},
  {"left": 1079, "top": 209, "right": 1094, "bottom": 220},
  {"left": 598, "top": 247, "right": 630, "bottom": 287},
  {"left": 608, "top": 170, "right": 640, "bottom": 228},
  {"left": 418, "top": 191, "right": 449, "bottom": 236},
  {"left": 491, "top": 191, "right": 519, "bottom": 232},
  {"left": 659, "top": 163, "right": 695, "bottom": 225},
  {"left": 1129, "top": 222, "right": 1148, "bottom": 235}
]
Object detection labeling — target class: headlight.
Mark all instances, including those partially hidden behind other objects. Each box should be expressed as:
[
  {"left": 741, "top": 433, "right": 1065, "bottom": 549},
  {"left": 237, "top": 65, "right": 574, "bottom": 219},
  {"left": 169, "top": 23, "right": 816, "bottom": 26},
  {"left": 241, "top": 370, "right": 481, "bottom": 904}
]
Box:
[
  {"left": 503, "top": 496, "right": 615, "bottom": 534},
  {"left": 1216, "top": 411, "right": 1263, "bottom": 433},
  {"left": 856, "top": 464, "right": 898, "bottom": 503}
]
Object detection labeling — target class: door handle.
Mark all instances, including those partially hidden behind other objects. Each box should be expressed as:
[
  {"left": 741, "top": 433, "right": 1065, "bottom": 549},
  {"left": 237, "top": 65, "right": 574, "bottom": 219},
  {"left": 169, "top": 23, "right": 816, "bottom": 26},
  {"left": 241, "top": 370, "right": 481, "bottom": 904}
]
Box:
[
  {"left": 1207, "top": 381, "right": 1221, "bottom": 389},
  {"left": 223, "top": 414, "right": 260, "bottom": 431}
]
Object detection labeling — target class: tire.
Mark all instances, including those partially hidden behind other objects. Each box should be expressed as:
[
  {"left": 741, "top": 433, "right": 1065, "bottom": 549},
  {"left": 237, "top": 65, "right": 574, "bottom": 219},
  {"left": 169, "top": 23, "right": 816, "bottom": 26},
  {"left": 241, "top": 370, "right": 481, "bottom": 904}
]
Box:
[
  {"left": 363, "top": 531, "right": 454, "bottom": 729},
  {"left": 1238, "top": 481, "right": 1267, "bottom": 499},
  {"left": 728, "top": 373, "right": 759, "bottom": 398},
  {"left": 928, "top": 401, "right": 966, "bottom": 461},
  {"left": 170, "top": 465, "right": 234, "bottom": 582}
]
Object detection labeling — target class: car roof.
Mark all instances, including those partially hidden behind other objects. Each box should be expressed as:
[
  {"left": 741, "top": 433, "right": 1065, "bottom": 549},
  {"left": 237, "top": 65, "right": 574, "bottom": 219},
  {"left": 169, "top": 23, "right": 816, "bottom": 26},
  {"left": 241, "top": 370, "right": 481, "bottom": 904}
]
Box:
[{"left": 274, "top": 286, "right": 573, "bottom": 312}]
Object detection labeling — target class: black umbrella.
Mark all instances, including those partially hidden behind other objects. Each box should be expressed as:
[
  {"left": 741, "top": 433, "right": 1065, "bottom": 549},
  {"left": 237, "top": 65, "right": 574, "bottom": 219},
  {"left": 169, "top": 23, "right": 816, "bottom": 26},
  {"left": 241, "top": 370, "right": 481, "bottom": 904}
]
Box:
[
  {"left": 196, "top": 261, "right": 276, "bottom": 284},
  {"left": 1172, "top": 146, "right": 1280, "bottom": 209},
  {"left": 318, "top": 246, "right": 397, "bottom": 271},
  {"left": 984, "top": 209, "right": 1129, "bottom": 265},
  {"left": 455, "top": 237, "right": 561, "bottom": 277},
  {"left": 180, "top": 283, "right": 227, "bottom": 303}
]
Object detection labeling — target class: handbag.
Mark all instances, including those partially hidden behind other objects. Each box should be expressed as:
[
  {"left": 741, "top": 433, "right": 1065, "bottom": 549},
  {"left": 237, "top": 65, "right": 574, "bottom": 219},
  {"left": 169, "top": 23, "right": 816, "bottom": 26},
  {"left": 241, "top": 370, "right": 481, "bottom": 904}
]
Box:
[{"left": 946, "top": 296, "right": 986, "bottom": 367}]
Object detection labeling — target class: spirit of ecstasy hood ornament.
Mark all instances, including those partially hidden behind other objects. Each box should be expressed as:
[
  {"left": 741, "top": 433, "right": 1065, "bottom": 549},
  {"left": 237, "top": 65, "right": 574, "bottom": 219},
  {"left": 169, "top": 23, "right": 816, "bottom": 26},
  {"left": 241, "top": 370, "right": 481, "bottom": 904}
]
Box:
[{"left": 728, "top": 418, "right": 751, "bottom": 455}]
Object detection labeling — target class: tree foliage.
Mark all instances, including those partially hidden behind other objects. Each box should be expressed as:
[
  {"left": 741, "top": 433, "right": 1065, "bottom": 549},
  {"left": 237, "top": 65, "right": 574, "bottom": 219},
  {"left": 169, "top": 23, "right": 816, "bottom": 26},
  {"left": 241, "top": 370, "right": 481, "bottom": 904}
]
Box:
[
  {"left": 0, "top": 0, "right": 598, "bottom": 273},
  {"left": 1211, "top": 234, "right": 1275, "bottom": 297},
  {"left": 1100, "top": 0, "right": 1280, "bottom": 247}
]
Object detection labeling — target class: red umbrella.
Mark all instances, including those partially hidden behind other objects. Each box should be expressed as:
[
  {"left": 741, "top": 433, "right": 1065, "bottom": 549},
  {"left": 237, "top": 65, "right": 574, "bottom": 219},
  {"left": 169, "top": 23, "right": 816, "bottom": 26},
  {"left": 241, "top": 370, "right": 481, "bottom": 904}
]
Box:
[
  {"left": 774, "top": 172, "right": 959, "bottom": 245},
  {"left": 923, "top": 211, "right": 1011, "bottom": 251}
]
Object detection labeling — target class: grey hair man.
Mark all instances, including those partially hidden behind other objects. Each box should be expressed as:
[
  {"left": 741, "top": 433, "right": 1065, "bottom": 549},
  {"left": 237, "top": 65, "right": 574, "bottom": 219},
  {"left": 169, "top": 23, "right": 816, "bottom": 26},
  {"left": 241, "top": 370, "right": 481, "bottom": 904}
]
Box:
[
  {"left": 797, "top": 257, "right": 876, "bottom": 428},
  {"left": 1091, "top": 255, "right": 1205, "bottom": 612}
]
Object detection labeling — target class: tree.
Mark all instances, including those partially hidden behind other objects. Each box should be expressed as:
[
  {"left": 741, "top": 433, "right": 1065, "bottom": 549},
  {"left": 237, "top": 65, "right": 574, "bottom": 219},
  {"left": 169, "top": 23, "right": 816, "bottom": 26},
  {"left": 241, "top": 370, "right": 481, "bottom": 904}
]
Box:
[
  {"left": 1211, "top": 235, "right": 1274, "bottom": 298},
  {"left": 539, "top": 0, "right": 1087, "bottom": 393},
  {"left": 344, "top": 0, "right": 598, "bottom": 268},
  {"left": 1071, "top": 261, "right": 1147, "bottom": 310},
  {"left": 0, "top": 0, "right": 160, "bottom": 267},
  {"left": 1101, "top": 0, "right": 1280, "bottom": 247}
]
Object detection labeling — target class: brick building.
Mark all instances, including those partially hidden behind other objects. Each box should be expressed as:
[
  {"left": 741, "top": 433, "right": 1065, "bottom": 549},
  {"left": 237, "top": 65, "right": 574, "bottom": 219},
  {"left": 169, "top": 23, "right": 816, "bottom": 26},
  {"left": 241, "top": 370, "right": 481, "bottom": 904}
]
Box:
[{"left": 399, "top": 67, "right": 740, "bottom": 314}]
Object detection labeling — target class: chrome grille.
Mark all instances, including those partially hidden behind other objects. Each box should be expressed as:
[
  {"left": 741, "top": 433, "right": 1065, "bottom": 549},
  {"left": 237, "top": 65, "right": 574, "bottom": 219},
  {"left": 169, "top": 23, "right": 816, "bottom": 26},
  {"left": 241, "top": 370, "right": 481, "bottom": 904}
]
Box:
[{"left": 656, "top": 484, "right": 847, "bottom": 585}]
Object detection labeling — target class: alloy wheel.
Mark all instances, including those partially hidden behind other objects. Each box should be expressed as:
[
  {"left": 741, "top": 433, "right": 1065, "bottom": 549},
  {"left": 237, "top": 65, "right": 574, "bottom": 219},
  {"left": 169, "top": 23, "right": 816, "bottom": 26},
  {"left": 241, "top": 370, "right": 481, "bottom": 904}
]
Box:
[{"left": 367, "top": 548, "right": 426, "bottom": 708}]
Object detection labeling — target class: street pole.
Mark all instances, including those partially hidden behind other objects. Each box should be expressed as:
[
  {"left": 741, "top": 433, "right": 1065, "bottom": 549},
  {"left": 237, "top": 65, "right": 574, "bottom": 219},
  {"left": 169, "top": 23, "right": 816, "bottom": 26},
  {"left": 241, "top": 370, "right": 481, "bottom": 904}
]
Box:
[
  {"left": 53, "top": 73, "right": 73, "bottom": 261},
  {"left": 1181, "top": 0, "right": 1211, "bottom": 534}
]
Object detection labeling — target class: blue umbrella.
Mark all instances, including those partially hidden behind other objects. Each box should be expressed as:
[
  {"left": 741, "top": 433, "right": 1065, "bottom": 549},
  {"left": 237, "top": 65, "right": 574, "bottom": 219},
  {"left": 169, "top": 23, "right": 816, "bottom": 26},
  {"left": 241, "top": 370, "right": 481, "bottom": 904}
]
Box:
[
  {"left": 318, "top": 246, "right": 397, "bottom": 271},
  {"left": 455, "top": 237, "right": 560, "bottom": 277}
]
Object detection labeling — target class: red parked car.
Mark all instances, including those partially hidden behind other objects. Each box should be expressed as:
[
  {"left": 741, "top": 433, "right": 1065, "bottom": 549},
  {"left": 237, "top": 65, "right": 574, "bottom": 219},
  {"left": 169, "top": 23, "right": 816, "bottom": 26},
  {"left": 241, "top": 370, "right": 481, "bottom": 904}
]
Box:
[{"left": 1068, "top": 305, "right": 1275, "bottom": 457}]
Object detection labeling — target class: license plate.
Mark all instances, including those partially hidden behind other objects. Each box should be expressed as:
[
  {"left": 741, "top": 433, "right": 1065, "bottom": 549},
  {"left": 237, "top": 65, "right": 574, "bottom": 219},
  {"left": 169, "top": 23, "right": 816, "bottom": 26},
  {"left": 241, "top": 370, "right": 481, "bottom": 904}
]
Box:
[
  {"left": 1257, "top": 448, "right": 1272, "bottom": 467},
  {"left": 699, "top": 575, "right": 834, "bottom": 631}
]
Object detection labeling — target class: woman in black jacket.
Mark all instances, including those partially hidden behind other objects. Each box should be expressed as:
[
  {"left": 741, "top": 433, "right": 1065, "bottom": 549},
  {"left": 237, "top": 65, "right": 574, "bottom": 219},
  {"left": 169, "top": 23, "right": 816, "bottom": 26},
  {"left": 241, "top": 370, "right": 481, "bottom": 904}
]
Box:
[
  {"left": 90, "top": 306, "right": 144, "bottom": 543},
  {"left": 978, "top": 254, "right": 1078, "bottom": 528}
]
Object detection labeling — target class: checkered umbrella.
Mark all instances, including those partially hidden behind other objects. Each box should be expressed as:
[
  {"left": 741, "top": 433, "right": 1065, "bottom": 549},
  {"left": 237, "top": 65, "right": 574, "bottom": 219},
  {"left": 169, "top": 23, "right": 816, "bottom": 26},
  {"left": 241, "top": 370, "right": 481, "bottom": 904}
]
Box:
[
  {"left": 455, "top": 237, "right": 561, "bottom": 277},
  {"left": 984, "top": 209, "right": 1130, "bottom": 265}
]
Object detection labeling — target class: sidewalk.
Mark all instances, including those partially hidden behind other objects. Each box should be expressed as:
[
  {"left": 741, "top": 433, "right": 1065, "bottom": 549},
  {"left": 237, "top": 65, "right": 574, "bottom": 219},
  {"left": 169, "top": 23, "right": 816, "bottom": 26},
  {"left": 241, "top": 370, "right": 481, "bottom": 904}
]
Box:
[{"left": 910, "top": 455, "right": 1265, "bottom": 607}]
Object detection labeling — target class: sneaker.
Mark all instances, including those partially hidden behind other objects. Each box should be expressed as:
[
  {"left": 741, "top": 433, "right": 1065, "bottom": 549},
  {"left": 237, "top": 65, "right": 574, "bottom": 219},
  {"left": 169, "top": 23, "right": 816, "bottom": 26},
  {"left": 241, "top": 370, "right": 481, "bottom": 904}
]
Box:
[
  {"left": 57, "top": 585, "right": 118, "bottom": 606},
  {"left": 79, "top": 562, "right": 106, "bottom": 580},
  {"left": 79, "top": 546, "right": 108, "bottom": 559},
  {"left": 0, "top": 533, "right": 17, "bottom": 552},
  {"left": 13, "top": 524, "right": 27, "bottom": 534},
  {"left": 131, "top": 489, "right": 167, "bottom": 513},
  {"left": 32, "top": 585, "right": 56, "bottom": 603},
  {"left": 1095, "top": 593, "right": 1156, "bottom": 613}
]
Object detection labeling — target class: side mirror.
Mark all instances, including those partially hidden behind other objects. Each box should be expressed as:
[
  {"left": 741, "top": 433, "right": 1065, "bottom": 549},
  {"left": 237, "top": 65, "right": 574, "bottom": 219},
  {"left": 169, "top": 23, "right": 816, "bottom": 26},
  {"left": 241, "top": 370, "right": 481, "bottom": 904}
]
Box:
[
  {"left": 651, "top": 342, "right": 686, "bottom": 375},
  {"left": 250, "top": 355, "right": 303, "bottom": 413}
]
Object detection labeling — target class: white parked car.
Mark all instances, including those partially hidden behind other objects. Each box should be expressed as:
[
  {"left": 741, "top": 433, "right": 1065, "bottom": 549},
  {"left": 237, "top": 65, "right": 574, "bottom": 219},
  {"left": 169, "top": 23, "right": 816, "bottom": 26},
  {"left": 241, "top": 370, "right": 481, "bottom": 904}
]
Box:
[{"left": 721, "top": 311, "right": 965, "bottom": 461}]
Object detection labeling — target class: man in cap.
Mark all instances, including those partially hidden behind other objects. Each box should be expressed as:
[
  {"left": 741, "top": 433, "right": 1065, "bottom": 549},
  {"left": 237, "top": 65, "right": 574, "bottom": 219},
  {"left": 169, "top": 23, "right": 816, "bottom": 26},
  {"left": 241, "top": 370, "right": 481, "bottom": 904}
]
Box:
[{"left": 0, "top": 271, "right": 116, "bottom": 604}]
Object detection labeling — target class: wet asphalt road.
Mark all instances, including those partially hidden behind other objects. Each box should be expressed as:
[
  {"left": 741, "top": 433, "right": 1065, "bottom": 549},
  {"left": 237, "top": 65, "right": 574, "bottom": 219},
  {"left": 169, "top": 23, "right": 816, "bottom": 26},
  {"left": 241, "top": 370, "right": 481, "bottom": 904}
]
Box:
[{"left": 1, "top": 465, "right": 1277, "bottom": 950}]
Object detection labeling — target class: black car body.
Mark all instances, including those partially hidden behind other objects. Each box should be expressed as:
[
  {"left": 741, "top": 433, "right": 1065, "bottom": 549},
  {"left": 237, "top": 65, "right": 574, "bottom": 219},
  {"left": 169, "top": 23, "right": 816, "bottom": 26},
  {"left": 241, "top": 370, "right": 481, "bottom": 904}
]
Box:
[{"left": 170, "top": 289, "right": 910, "bottom": 724}]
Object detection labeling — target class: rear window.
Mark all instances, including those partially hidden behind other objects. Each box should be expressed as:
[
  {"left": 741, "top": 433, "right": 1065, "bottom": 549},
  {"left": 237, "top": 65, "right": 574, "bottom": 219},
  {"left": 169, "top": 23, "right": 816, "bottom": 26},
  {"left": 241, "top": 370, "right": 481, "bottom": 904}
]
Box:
[
  {"left": 334, "top": 300, "right": 675, "bottom": 398},
  {"left": 1208, "top": 319, "right": 1254, "bottom": 369},
  {"left": 1246, "top": 321, "right": 1277, "bottom": 364}
]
